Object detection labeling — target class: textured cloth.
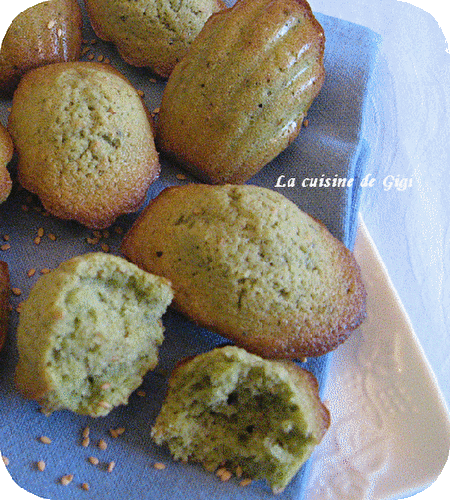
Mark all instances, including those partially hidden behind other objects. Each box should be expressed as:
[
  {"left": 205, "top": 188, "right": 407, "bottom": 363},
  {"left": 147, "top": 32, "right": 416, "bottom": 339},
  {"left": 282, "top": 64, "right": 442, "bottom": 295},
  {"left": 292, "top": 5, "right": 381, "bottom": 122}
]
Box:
[{"left": 0, "top": 2, "right": 380, "bottom": 499}]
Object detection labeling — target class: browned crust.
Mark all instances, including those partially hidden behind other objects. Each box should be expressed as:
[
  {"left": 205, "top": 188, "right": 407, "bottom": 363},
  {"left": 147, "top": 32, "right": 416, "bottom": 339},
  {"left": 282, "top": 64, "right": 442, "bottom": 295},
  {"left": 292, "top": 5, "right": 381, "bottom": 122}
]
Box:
[
  {"left": 0, "top": 0, "right": 83, "bottom": 96},
  {"left": 121, "top": 184, "right": 366, "bottom": 359},
  {"left": 0, "top": 261, "right": 10, "bottom": 352}
]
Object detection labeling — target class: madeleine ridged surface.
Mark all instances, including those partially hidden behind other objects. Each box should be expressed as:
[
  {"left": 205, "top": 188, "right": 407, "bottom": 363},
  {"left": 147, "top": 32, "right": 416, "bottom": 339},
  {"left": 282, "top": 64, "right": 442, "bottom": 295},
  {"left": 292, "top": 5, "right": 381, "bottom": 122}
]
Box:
[
  {"left": 156, "top": 0, "right": 325, "bottom": 184},
  {"left": 0, "top": 0, "right": 83, "bottom": 96},
  {"left": 121, "top": 184, "right": 366, "bottom": 359},
  {"left": 84, "top": 0, "right": 225, "bottom": 78},
  {"left": 8, "top": 62, "right": 160, "bottom": 229}
]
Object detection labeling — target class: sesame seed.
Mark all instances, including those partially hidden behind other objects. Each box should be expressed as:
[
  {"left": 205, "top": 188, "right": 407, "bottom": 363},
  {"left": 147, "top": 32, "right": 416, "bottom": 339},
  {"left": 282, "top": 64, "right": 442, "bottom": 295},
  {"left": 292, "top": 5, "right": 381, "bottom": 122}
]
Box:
[
  {"left": 98, "top": 439, "right": 107, "bottom": 450},
  {"left": 37, "top": 228, "right": 45, "bottom": 237},
  {"left": 2, "top": 234, "right": 9, "bottom": 241},
  {"left": 239, "top": 478, "right": 252, "bottom": 487},
  {"left": 216, "top": 467, "right": 232, "bottom": 481},
  {"left": 60, "top": 474, "right": 74, "bottom": 486},
  {"left": 2, "top": 456, "right": 9, "bottom": 466},
  {"left": 16, "top": 303, "right": 23, "bottom": 313},
  {"left": 1, "top": 244, "right": 11, "bottom": 251},
  {"left": 41, "top": 268, "right": 51, "bottom": 274},
  {"left": 101, "top": 243, "right": 110, "bottom": 253},
  {"left": 137, "top": 90, "right": 145, "bottom": 97},
  {"left": 82, "top": 427, "right": 90, "bottom": 438},
  {"left": 27, "top": 269, "right": 36, "bottom": 278},
  {"left": 39, "top": 436, "right": 52, "bottom": 444},
  {"left": 87, "top": 54, "right": 95, "bottom": 60},
  {"left": 36, "top": 460, "right": 46, "bottom": 471},
  {"left": 47, "top": 20, "right": 56, "bottom": 29},
  {"left": 86, "top": 237, "right": 99, "bottom": 245},
  {"left": 109, "top": 427, "right": 125, "bottom": 438},
  {"left": 154, "top": 462, "right": 166, "bottom": 470},
  {"left": 236, "top": 465, "right": 243, "bottom": 478},
  {"left": 81, "top": 483, "right": 90, "bottom": 491},
  {"left": 88, "top": 456, "right": 99, "bottom": 466},
  {"left": 107, "top": 461, "right": 115, "bottom": 473},
  {"left": 136, "top": 390, "right": 146, "bottom": 397},
  {"left": 57, "top": 28, "right": 62, "bottom": 37},
  {"left": 82, "top": 437, "right": 90, "bottom": 447},
  {"left": 48, "top": 233, "right": 57, "bottom": 241},
  {"left": 34, "top": 236, "right": 41, "bottom": 245},
  {"left": 11, "top": 288, "right": 22, "bottom": 296},
  {"left": 97, "top": 55, "right": 104, "bottom": 62},
  {"left": 303, "top": 118, "right": 309, "bottom": 127},
  {"left": 176, "top": 174, "right": 187, "bottom": 180}
]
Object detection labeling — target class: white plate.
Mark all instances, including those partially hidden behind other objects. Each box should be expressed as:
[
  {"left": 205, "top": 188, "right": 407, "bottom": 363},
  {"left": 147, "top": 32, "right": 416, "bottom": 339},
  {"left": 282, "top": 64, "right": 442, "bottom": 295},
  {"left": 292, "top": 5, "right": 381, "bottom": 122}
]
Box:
[{"left": 305, "top": 216, "right": 450, "bottom": 499}]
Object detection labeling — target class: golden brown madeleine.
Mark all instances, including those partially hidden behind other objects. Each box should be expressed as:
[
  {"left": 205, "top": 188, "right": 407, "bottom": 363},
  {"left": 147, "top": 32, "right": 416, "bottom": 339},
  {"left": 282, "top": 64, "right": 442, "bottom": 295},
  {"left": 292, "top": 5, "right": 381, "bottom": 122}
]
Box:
[
  {"left": 156, "top": 0, "right": 325, "bottom": 184},
  {"left": 0, "top": 123, "right": 13, "bottom": 204},
  {"left": 84, "top": 0, "right": 226, "bottom": 78},
  {"left": 8, "top": 62, "right": 160, "bottom": 229},
  {"left": 121, "top": 184, "right": 366, "bottom": 359},
  {"left": 0, "top": 261, "right": 10, "bottom": 352},
  {"left": 0, "top": 0, "right": 83, "bottom": 96}
]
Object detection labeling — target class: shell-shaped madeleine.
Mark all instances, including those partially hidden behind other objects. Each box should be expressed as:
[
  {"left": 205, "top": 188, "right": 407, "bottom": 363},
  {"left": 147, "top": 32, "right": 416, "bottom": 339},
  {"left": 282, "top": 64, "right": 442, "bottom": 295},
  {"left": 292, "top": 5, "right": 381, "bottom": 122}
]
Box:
[{"left": 157, "top": 0, "right": 325, "bottom": 184}]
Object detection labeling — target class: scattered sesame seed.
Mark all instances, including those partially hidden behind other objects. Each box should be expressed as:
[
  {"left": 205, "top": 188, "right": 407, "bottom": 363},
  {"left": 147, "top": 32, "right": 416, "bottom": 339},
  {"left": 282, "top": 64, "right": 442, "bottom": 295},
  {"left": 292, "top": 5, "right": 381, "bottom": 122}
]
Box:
[
  {"left": 47, "top": 20, "right": 56, "bottom": 29},
  {"left": 82, "top": 437, "right": 90, "bottom": 447},
  {"left": 60, "top": 474, "right": 74, "bottom": 486},
  {"left": 34, "top": 236, "right": 41, "bottom": 245},
  {"left": 16, "top": 303, "right": 23, "bottom": 313},
  {"left": 86, "top": 237, "right": 100, "bottom": 245},
  {"left": 107, "top": 461, "right": 115, "bottom": 473},
  {"left": 153, "top": 107, "right": 160, "bottom": 114},
  {"left": 2, "top": 234, "right": 9, "bottom": 241},
  {"left": 104, "top": 58, "right": 110, "bottom": 64},
  {"left": 87, "top": 54, "right": 95, "bottom": 60},
  {"left": 27, "top": 269, "right": 36, "bottom": 277},
  {"left": 216, "top": 467, "right": 232, "bottom": 481},
  {"left": 136, "top": 390, "right": 146, "bottom": 397},
  {"left": 39, "top": 436, "right": 52, "bottom": 444},
  {"left": 37, "top": 228, "right": 45, "bottom": 237},
  {"left": 137, "top": 90, "right": 145, "bottom": 97},
  {"left": 57, "top": 28, "right": 62, "bottom": 37},
  {"left": 101, "top": 243, "right": 110, "bottom": 253},
  {"left": 109, "top": 427, "right": 125, "bottom": 438},
  {"left": 81, "top": 482, "right": 90, "bottom": 491},
  {"left": 149, "top": 78, "right": 156, "bottom": 83},
  {"left": 154, "top": 462, "right": 166, "bottom": 470},
  {"left": 98, "top": 439, "right": 107, "bottom": 450},
  {"left": 239, "top": 478, "right": 252, "bottom": 487},
  {"left": 303, "top": 118, "right": 309, "bottom": 127},
  {"left": 236, "top": 465, "right": 243, "bottom": 478},
  {"left": 2, "top": 456, "right": 9, "bottom": 466},
  {"left": 82, "top": 427, "right": 90, "bottom": 439},
  {"left": 97, "top": 55, "right": 104, "bottom": 62},
  {"left": 48, "top": 233, "right": 57, "bottom": 241},
  {"left": 41, "top": 268, "right": 51, "bottom": 274},
  {"left": 12, "top": 288, "right": 22, "bottom": 296},
  {"left": 1, "top": 244, "right": 11, "bottom": 251},
  {"left": 88, "top": 456, "right": 99, "bottom": 466},
  {"left": 36, "top": 460, "right": 46, "bottom": 471},
  {"left": 176, "top": 173, "right": 187, "bottom": 180}
]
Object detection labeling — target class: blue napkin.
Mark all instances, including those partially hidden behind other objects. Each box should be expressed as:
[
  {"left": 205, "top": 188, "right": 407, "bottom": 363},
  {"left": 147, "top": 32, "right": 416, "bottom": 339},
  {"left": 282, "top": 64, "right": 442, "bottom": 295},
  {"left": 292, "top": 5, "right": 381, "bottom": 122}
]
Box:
[{"left": 0, "top": 3, "right": 380, "bottom": 499}]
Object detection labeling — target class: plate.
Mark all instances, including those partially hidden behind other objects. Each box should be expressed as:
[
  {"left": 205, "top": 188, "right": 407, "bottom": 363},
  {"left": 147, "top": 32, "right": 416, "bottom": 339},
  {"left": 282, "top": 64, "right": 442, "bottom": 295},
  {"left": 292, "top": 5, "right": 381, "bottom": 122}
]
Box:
[{"left": 305, "top": 217, "right": 450, "bottom": 500}]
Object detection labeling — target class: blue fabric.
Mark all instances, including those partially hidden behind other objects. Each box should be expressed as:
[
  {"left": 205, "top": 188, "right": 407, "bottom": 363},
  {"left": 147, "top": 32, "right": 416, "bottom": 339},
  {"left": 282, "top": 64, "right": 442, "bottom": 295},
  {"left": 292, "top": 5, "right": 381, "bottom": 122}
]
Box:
[{"left": 0, "top": 4, "right": 380, "bottom": 499}]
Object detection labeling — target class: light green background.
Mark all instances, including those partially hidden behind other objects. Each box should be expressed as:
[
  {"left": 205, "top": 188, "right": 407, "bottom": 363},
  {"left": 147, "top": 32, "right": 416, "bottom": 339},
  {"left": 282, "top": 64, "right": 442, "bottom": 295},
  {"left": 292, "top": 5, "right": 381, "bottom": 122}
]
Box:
[{"left": 0, "top": 0, "right": 450, "bottom": 500}]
